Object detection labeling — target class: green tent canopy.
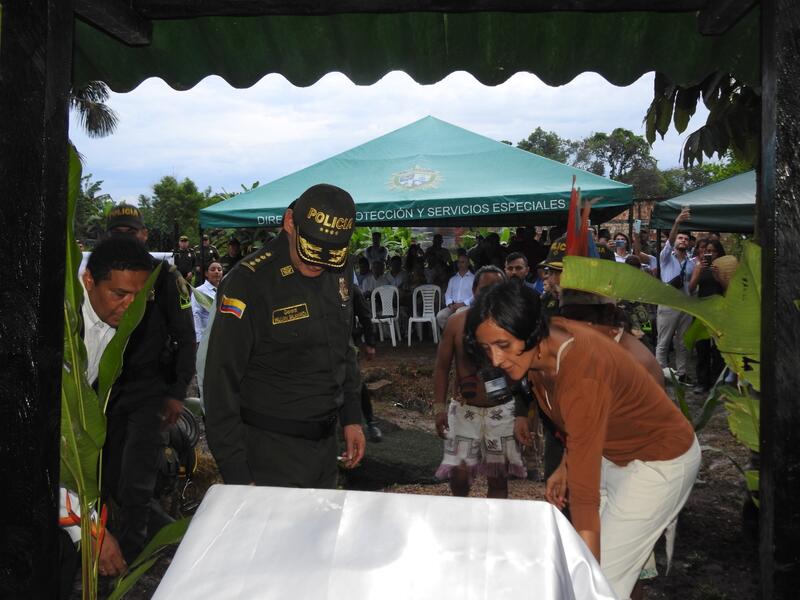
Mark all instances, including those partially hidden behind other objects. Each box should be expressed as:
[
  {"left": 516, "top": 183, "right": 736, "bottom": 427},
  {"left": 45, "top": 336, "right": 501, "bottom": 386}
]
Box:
[
  {"left": 650, "top": 170, "right": 755, "bottom": 233},
  {"left": 73, "top": 10, "right": 759, "bottom": 92},
  {"left": 200, "top": 116, "right": 632, "bottom": 229}
]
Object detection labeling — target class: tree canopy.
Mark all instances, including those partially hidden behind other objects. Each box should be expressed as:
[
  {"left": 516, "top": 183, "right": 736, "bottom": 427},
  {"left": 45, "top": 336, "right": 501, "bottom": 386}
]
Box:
[{"left": 138, "top": 176, "right": 224, "bottom": 249}]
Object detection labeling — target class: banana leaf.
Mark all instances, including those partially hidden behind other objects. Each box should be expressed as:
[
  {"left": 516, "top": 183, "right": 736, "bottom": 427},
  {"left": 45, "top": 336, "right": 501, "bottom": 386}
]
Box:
[
  {"left": 107, "top": 517, "right": 191, "bottom": 600},
  {"left": 561, "top": 242, "right": 761, "bottom": 390},
  {"left": 724, "top": 387, "right": 760, "bottom": 453},
  {"left": 683, "top": 318, "right": 711, "bottom": 350},
  {"left": 61, "top": 147, "right": 103, "bottom": 499},
  {"left": 190, "top": 285, "right": 214, "bottom": 311},
  {"left": 60, "top": 145, "right": 161, "bottom": 599}
]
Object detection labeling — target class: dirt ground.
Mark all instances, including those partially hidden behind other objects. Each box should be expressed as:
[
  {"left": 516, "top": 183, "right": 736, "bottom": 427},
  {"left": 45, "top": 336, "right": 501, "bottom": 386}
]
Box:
[{"left": 111, "top": 339, "right": 759, "bottom": 599}]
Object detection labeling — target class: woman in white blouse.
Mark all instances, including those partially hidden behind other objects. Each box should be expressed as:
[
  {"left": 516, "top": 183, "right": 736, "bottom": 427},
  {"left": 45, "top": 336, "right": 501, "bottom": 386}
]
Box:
[{"left": 192, "top": 261, "right": 223, "bottom": 343}]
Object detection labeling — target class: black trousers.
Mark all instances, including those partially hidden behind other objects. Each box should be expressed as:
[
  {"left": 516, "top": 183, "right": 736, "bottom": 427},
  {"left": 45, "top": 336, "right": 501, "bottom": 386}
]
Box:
[
  {"left": 245, "top": 425, "right": 339, "bottom": 489},
  {"left": 360, "top": 383, "right": 375, "bottom": 424},
  {"left": 695, "top": 338, "right": 725, "bottom": 388},
  {"left": 103, "top": 391, "right": 163, "bottom": 563}
]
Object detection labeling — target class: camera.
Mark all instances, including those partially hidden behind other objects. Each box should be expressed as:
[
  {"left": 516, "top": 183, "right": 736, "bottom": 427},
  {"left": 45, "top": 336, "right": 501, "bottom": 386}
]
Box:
[
  {"left": 615, "top": 239, "right": 626, "bottom": 248},
  {"left": 479, "top": 367, "right": 513, "bottom": 405},
  {"left": 703, "top": 253, "right": 713, "bottom": 265}
]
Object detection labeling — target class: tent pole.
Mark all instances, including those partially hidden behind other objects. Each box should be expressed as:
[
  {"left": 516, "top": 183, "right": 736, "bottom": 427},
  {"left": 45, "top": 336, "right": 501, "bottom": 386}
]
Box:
[
  {"left": 758, "top": 0, "right": 800, "bottom": 595},
  {"left": 0, "top": 0, "right": 73, "bottom": 596}
]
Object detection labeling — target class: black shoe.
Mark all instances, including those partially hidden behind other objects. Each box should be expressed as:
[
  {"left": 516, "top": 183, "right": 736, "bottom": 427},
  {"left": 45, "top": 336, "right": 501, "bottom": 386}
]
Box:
[{"left": 366, "top": 423, "right": 382, "bottom": 442}]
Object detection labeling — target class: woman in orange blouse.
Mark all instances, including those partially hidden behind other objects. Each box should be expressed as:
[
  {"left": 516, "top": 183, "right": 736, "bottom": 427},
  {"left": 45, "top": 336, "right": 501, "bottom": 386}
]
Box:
[{"left": 464, "top": 280, "right": 700, "bottom": 600}]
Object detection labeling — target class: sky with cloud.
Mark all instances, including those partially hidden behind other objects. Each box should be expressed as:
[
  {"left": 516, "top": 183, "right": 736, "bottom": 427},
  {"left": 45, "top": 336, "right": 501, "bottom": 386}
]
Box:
[{"left": 69, "top": 71, "right": 708, "bottom": 203}]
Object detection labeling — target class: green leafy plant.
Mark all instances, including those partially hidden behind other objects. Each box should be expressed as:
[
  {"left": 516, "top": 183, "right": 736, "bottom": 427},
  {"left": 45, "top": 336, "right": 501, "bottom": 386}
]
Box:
[
  {"left": 645, "top": 72, "right": 759, "bottom": 169},
  {"left": 61, "top": 146, "right": 161, "bottom": 599},
  {"left": 107, "top": 518, "right": 191, "bottom": 600},
  {"left": 562, "top": 243, "right": 761, "bottom": 495}
]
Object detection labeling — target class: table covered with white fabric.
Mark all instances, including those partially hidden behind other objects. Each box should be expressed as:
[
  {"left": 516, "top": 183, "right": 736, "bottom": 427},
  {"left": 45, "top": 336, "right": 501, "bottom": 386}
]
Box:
[{"left": 154, "top": 484, "right": 615, "bottom": 599}]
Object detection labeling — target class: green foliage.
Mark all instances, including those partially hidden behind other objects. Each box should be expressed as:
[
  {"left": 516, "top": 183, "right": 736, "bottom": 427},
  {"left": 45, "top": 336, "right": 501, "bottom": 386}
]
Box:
[
  {"left": 572, "top": 128, "right": 656, "bottom": 180},
  {"left": 108, "top": 518, "right": 191, "bottom": 600},
  {"left": 660, "top": 165, "right": 716, "bottom": 197},
  {"left": 350, "top": 227, "right": 413, "bottom": 257},
  {"left": 138, "top": 176, "right": 222, "bottom": 247},
  {"left": 562, "top": 244, "right": 762, "bottom": 497},
  {"left": 562, "top": 242, "right": 761, "bottom": 390},
  {"left": 62, "top": 146, "right": 159, "bottom": 599},
  {"left": 70, "top": 81, "right": 118, "bottom": 139},
  {"left": 645, "top": 72, "right": 759, "bottom": 169},
  {"left": 74, "top": 174, "right": 113, "bottom": 242},
  {"left": 516, "top": 127, "right": 573, "bottom": 163}
]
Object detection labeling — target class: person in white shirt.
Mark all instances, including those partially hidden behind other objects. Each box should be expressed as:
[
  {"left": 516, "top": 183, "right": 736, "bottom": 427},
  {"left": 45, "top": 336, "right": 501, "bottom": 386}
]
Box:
[
  {"left": 360, "top": 260, "right": 390, "bottom": 296},
  {"left": 61, "top": 236, "right": 153, "bottom": 592},
  {"left": 656, "top": 207, "right": 696, "bottom": 382},
  {"left": 384, "top": 255, "right": 407, "bottom": 288},
  {"left": 191, "top": 261, "right": 223, "bottom": 343},
  {"left": 612, "top": 232, "right": 632, "bottom": 263},
  {"left": 364, "top": 231, "right": 389, "bottom": 266},
  {"left": 436, "top": 255, "right": 475, "bottom": 331}
]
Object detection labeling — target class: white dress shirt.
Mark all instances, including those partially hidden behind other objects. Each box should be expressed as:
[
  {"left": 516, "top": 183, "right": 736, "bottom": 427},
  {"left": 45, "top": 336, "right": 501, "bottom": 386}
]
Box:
[
  {"left": 81, "top": 281, "right": 115, "bottom": 386},
  {"left": 192, "top": 280, "right": 218, "bottom": 343},
  {"left": 659, "top": 240, "right": 695, "bottom": 293},
  {"left": 385, "top": 270, "right": 407, "bottom": 288},
  {"left": 445, "top": 271, "right": 476, "bottom": 306}
]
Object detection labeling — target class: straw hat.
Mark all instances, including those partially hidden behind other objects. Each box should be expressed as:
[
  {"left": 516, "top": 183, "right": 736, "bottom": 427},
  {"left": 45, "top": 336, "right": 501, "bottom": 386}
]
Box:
[{"left": 712, "top": 255, "right": 739, "bottom": 287}]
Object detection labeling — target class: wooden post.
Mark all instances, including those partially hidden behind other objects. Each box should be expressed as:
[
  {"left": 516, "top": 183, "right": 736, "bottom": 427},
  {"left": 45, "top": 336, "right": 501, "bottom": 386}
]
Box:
[
  {"left": 0, "top": 0, "right": 74, "bottom": 597},
  {"left": 759, "top": 0, "right": 800, "bottom": 596}
]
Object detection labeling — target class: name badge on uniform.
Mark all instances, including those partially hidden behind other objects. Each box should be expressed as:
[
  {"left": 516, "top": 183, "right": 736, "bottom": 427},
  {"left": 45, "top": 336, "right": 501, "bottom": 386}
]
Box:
[{"left": 272, "top": 303, "right": 310, "bottom": 325}]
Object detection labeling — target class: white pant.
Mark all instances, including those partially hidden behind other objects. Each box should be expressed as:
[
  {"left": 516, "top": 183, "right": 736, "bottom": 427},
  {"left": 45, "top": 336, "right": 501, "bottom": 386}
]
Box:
[
  {"left": 655, "top": 305, "right": 692, "bottom": 377},
  {"left": 599, "top": 437, "right": 701, "bottom": 600}
]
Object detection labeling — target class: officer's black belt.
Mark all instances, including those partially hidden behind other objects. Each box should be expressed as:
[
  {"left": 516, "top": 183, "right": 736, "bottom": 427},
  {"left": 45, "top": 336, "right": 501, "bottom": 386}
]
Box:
[{"left": 240, "top": 407, "right": 338, "bottom": 441}]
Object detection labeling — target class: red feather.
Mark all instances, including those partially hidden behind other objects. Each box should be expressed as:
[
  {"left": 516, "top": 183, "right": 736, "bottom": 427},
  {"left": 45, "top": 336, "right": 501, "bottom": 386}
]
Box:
[{"left": 565, "top": 176, "right": 580, "bottom": 255}]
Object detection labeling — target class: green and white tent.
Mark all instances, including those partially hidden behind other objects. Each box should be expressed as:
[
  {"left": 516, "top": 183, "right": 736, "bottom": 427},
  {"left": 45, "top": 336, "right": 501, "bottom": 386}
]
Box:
[
  {"left": 650, "top": 170, "right": 755, "bottom": 233},
  {"left": 200, "top": 116, "right": 632, "bottom": 229}
]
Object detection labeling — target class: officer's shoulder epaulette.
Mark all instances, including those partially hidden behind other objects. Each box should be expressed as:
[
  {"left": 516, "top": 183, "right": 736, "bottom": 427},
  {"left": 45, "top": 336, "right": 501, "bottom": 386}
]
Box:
[{"left": 241, "top": 248, "right": 276, "bottom": 272}]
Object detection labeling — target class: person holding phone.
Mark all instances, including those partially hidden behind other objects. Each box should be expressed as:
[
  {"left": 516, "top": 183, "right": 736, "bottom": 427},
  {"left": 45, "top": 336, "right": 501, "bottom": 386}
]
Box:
[
  {"left": 655, "top": 207, "right": 696, "bottom": 383},
  {"left": 688, "top": 239, "right": 727, "bottom": 392}
]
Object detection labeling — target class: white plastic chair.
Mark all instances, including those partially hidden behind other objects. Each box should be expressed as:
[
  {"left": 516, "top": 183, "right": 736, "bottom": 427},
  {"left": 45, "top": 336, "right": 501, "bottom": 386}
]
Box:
[
  {"left": 407, "top": 284, "right": 441, "bottom": 346},
  {"left": 370, "top": 285, "right": 401, "bottom": 347}
]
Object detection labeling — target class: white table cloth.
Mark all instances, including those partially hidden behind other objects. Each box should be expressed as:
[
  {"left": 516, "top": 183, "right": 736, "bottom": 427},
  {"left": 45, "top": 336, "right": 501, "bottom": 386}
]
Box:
[{"left": 155, "top": 484, "right": 615, "bottom": 600}]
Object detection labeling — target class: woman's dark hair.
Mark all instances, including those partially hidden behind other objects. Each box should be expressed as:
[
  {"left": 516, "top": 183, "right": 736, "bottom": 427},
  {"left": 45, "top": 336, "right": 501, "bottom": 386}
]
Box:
[
  {"left": 706, "top": 239, "right": 726, "bottom": 257},
  {"left": 463, "top": 279, "right": 549, "bottom": 364},
  {"left": 86, "top": 236, "right": 153, "bottom": 282}
]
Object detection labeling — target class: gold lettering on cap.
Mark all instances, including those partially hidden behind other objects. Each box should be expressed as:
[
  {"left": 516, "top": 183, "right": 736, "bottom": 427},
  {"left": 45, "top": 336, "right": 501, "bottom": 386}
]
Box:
[{"left": 304, "top": 209, "right": 353, "bottom": 232}]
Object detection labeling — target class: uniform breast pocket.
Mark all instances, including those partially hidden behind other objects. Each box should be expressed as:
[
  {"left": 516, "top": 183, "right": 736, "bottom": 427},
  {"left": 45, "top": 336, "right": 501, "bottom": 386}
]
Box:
[{"left": 267, "top": 302, "right": 324, "bottom": 369}]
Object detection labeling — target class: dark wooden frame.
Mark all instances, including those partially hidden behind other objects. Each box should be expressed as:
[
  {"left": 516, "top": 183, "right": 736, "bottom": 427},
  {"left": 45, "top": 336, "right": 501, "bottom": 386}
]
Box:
[{"left": 1, "top": 1, "right": 797, "bottom": 597}]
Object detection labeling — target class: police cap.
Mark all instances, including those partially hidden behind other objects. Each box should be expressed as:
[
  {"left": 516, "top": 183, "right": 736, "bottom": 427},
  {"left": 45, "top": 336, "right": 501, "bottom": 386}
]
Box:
[{"left": 291, "top": 184, "right": 356, "bottom": 269}]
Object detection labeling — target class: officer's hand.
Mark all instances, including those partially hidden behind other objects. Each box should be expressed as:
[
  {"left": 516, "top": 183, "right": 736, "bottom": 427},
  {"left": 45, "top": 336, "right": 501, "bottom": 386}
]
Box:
[
  {"left": 341, "top": 424, "right": 365, "bottom": 469},
  {"left": 97, "top": 531, "right": 127, "bottom": 577},
  {"left": 162, "top": 397, "right": 183, "bottom": 426},
  {"left": 435, "top": 410, "right": 449, "bottom": 439},
  {"left": 364, "top": 346, "right": 376, "bottom": 360}
]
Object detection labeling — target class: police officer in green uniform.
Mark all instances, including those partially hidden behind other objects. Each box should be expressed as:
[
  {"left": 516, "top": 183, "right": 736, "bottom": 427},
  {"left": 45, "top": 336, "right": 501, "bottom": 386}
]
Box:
[
  {"left": 218, "top": 237, "right": 243, "bottom": 275},
  {"left": 173, "top": 235, "right": 196, "bottom": 281},
  {"left": 204, "top": 184, "right": 366, "bottom": 488},
  {"left": 194, "top": 235, "right": 220, "bottom": 284}
]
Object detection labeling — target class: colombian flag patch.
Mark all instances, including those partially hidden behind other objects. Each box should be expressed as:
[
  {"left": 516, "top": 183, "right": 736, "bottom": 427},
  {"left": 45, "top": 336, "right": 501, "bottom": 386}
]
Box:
[{"left": 219, "top": 295, "right": 246, "bottom": 319}]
